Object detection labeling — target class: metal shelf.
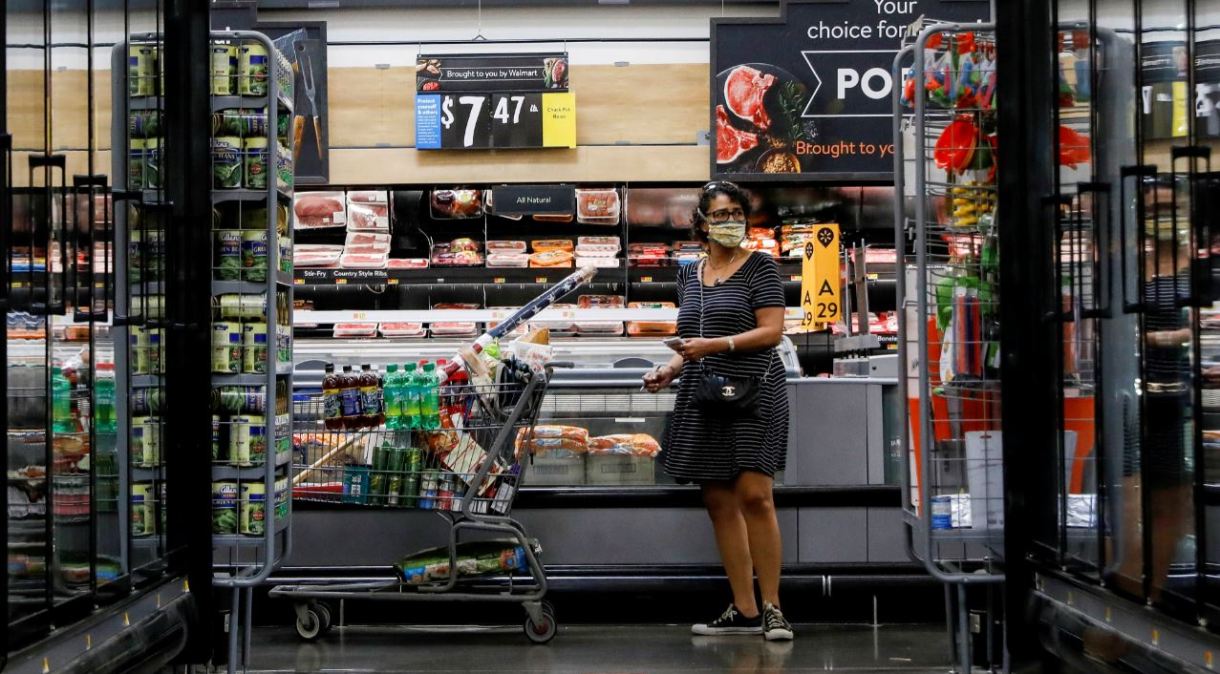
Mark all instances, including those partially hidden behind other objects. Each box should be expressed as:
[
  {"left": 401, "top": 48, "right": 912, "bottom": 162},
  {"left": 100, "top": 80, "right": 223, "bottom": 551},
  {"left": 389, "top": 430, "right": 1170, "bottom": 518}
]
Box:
[
  {"left": 130, "top": 374, "right": 164, "bottom": 388},
  {"left": 211, "top": 93, "right": 293, "bottom": 114},
  {"left": 212, "top": 187, "right": 292, "bottom": 204},
  {"left": 127, "top": 96, "right": 164, "bottom": 111},
  {"left": 212, "top": 280, "right": 271, "bottom": 295},
  {"left": 211, "top": 454, "right": 292, "bottom": 481}
]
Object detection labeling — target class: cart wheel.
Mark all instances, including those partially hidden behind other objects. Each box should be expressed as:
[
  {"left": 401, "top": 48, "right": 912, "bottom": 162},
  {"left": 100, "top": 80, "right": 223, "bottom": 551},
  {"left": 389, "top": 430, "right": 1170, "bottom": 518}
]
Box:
[
  {"left": 295, "top": 606, "right": 324, "bottom": 642},
  {"left": 524, "top": 607, "right": 557, "bottom": 644},
  {"left": 314, "top": 602, "right": 332, "bottom": 634}
]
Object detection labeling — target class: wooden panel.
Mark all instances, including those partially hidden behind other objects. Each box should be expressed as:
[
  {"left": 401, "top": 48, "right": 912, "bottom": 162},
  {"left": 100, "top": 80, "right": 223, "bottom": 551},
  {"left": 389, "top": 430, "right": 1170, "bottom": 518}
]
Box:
[
  {"left": 13, "top": 151, "right": 110, "bottom": 188},
  {"left": 328, "top": 63, "right": 708, "bottom": 149},
  {"left": 329, "top": 145, "right": 709, "bottom": 184},
  {"left": 9, "top": 70, "right": 48, "bottom": 151},
  {"left": 10, "top": 69, "right": 114, "bottom": 152}
]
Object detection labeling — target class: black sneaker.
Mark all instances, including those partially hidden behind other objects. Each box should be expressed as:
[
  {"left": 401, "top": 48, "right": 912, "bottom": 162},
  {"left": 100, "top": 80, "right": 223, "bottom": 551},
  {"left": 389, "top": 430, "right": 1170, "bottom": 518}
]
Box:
[
  {"left": 691, "top": 604, "right": 762, "bottom": 636},
  {"left": 763, "top": 602, "right": 794, "bottom": 641}
]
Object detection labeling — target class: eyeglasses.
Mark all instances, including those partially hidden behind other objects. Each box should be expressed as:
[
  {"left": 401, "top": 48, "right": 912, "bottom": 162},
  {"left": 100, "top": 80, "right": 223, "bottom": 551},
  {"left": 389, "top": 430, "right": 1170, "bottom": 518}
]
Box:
[{"left": 704, "top": 208, "right": 746, "bottom": 224}]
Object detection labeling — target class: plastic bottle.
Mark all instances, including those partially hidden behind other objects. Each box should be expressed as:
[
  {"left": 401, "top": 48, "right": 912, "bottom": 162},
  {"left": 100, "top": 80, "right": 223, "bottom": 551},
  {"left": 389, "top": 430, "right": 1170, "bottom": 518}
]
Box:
[
  {"left": 421, "top": 362, "right": 441, "bottom": 430},
  {"left": 360, "top": 364, "right": 385, "bottom": 427},
  {"left": 322, "top": 364, "right": 343, "bottom": 430},
  {"left": 52, "top": 366, "right": 74, "bottom": 433},
  {"left": 339, "top": 365, "right": 363, "bottom": 429},
  {"left": 403, "top": 362, "right": 422, "bottom": 430},
  {"left": 95, "top": 362, "right": 117, "bottom": 434},
  {"left": 383, "top": 364, "right": 402, "bottom": 430}
]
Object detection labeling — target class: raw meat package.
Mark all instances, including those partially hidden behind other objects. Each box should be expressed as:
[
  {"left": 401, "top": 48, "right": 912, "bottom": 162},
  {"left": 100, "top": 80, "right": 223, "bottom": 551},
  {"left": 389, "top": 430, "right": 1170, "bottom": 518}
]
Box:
[
  {"left": 339, "top": 252, "right": 388, "bottom": 269},
  {"left": 433, "top": 302, "right": 481, "bottom": 310},
  {"left": 487, "top": 252, "right": 530, "bottom": 268},
  {"left": 431, "top": 243, "right": 484, "bottom": 267},
  {"left": 429, "top": 321, "right": 478, "bottom": 338},
  {"left": 532, "top": 239, "right": 574, "bottom": 253},
  {"left": 529, "top": 250, "right": 574, "bottom": 268},
  {"left": 575, "top": 321, "right": 624, "bottom": 336},
  {"left": 347, "top": 190, "right": 388, "bottom": 204},
  {"left": 486, "top": 240, "right": 527, "bottom": 253},
  {"left": 347, "top": 201, "right": 389, "bottom": 231},
  {"left": 575, "top": 256, "right": 619, "bottom": 269},
  {"left": 532, "top": 213, "right": 573, "bottom": 223},
  {"left": 293, "top": 244, "right": 343, "bottom": 268},
  {"left": 588, "top": 433, "right": 661, "bottom": 457},
  {"left": 430, "top": 189, "right": 483, "bottom": 219},
  {"left": 448, "top": 238, "right": 481, "bottom": 252},
  {"left": 745, "top": 227, "right": 780, "bottom": 257},
  {"left": 530, "top": 303, "right": 577, "bottom": 335},
  {"left": 386, "top": 257, "right": 429, "bottom": 269},
  {"left": 333, "top": 322, "right": 377, "bottom": 338},
  {"left": 577, "top": 295, "right": 624, "bottom": 309},
  {"left": 575, "top": 188, "right": 621, "bottom": 224},
  {"left": 344, "top": 231, "right": 391, "bottom": 255},
  {"left": 626, "top": 301, "right": 677, "bottom": 336},
  {"left": 575, "top": 235, "right": 620, "bottom": 253},
  {"left": 378, "top": 322, "right": 426, "bottom": 338},
  {"left": 628, "top": 242, "right": 671, "bottom": 266},
  {"left": 294, "top": 192, "right": 346, "bottom": 229}
]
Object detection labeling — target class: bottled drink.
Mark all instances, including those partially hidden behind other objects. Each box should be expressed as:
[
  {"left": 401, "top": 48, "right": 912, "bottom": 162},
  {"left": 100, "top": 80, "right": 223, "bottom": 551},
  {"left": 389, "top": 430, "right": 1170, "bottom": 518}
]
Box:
[
  {"left": 322, "top": 364, "right": 343, "bottom": 430},
  {"left": 383, "top": 364, "right": 402, "bottom": 430},
  {"left": 95, "top": 362, "right": 117, "bottom": 433},
  {"left": 52, "top": 366, "right": 74, "bottom": 433},
  {"left": 403, "top": 362, "right": 423, "bottom": 430},
  {"left": 360, "top": 364, "right": 384, "bottom": 427},
  {"left": 339, "top": 365, "right": 362, "bottom": 429},
  {"left": 421, "top": 362, "right": 441, "bottom": 430}
]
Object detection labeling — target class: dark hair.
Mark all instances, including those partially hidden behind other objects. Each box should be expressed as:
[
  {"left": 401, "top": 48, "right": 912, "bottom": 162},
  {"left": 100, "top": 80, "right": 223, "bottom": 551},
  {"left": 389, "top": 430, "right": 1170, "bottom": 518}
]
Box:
[{"left": 692, "top": 180, "right": 751, "bottom": 243}]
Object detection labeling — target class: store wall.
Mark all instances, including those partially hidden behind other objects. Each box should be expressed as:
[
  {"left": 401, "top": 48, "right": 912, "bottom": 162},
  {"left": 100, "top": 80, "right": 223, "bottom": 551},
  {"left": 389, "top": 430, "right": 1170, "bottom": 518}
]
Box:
[{"left": 6, "top": 3, "right": 776, "bottom": 186}]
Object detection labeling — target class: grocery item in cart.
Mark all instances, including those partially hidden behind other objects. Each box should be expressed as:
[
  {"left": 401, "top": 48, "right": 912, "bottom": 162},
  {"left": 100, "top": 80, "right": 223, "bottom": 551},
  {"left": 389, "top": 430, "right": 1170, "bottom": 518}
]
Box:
[
  {"left": 626, "top": 301, "right": 677, "bottom": 336},
  {"left": 529, "top": 250, "right": 574, "bottom": 268},
  {"left": 379, "top": 322, "right": 427, "bottom": 338},
  {"left": 575, "top": 188, "right": 621, "bottom": 224},
  {"left": 339, "top": 252, "right": 388, "bottom": 269},
  {"left": 294, "top": 191, "right": 346, "bottom": 229},
  {"left": 430, "top": 189, "right": 483, "bottom": 219},
  {"left": 347, "top": 201, "right": 389, "bottom": 231},
  {"left": 333, "top": 322, "right": 377, "bottom": 338},
  {"left": 588, "top": 433, "right": 661, "bottom": 457},
  {"left": 394, "top": 540, "right": 531, "bottom": 585},
  {"left": 293, "top": 244, "right": 343, "bottom": 268}
]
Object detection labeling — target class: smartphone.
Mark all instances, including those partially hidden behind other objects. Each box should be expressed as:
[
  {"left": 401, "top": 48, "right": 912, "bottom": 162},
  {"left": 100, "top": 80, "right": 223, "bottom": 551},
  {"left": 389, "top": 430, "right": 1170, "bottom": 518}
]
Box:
[{"left": 663, "top": 337, "right": 686, "bottom": 351}]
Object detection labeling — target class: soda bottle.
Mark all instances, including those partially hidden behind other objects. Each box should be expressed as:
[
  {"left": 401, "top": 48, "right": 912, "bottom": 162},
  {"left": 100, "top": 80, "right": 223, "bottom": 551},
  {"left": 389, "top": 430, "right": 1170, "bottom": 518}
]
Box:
[
  {"left": 383, "top": 364, "right": 402, "bottom": 430},
  {"left": 95, "top": 362, "right": 117, "bottom": 434},
  {"left": 360, "top": 364, "right": 384, "bottom": 427},
  {"left": 322, "top": 364, "right": 343, "bottom": 430},
  {"left": 52, "top": 366, "right": 74, "bottom": 433},
  {"left": 339, "top": 365, "right": 363, "bottom": 429},
  {"left": 403, "top": 362, "right": 423, "bottom": 430},
  {"left": 421, "top": 362, "right": 441, "bottom": 430}
]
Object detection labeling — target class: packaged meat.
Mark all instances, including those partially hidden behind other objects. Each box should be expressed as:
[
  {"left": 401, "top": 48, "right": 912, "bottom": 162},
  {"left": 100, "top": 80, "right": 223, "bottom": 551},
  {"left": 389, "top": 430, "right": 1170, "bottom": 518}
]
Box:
[
  {"left": 345, "top": 243, "right": 390, "bottom": 255},
  {"left": 575, "top": 256, "right": 619, "bottom": 269},
  {"left": 575, "top": 322, "right": 625, "bottom": 336},
  {"left": 524, "top": 425, "right": 590, "bottom": 444},
  {"left": 576, "top": 188, "right": 621, "bottom": 224},
  {"left": 577, "top": 295, "right": 624, "bottom": 309},
  {"left": 626, "top": 301, "right": 678, "bottom": 336},
  {"left": 667, "top": 193, "right": 699, "bottom": 228},
  {"left": 487, "top": 240, "right": 528, "bottom": 253},
  {"left": 531, "top": 304, "right": 577, "bottom": 334},
  {"left": 431, "top": 250, "right": 484, "bottom": 267},
  {"left": 532, "top": 239, "right": 574, "bottom": 253},
  {"left": 487, "top": 252, "right": 530, "bottom": 268},
  {"left": 345, "top": 232, "right": 391, "bottom": 247},
  {"left": 293, "top": 244, "right": 343, "bottom": 268},
  {"left": 624, "top": 189, "right": 669, "bottom": 226},
  {"left": 433, "top": 302, "right": 481, "bottom": 310},
  {"left": 338, "top": 252, "right": 388, "bottom": 269},
  {"left": 379, "top": 322, "right": 427, "bottom": 338},
  {"left": 333, "top": 322, "right": 377, "bottom": 338},
  {"left": 529, "top": 250, "right": 574, "bottom": 268},
  {"left": 347, "top": 202, "right": 389, "bottom": 231},
  {"left": 386, "top": 258, "right": 429, "bottom": 269},
  {"left": 430, "top": 189, "right": 483, "bottom": 219},
  {"left": 449, "top": 238, "right": 481, "bottom": 253},
  {"left": 533, "top": 213, "right": 574, "bottom": 223},
  {"left": 294, "top": 191, "right": 346, "bottom": 229},
  {"left": 574, "top": 247, "right": 618, "bottom": 258},
  {"left": 429, "top": 321, "right": 478, "bottom": 337},
  {"left": 347, "top": 190, "right": 389, "bottom": 204},
  {"left": 588, "top": 433, "right": 661, "bottom": 457},
  {"left": 577, "top": 236, "right": 620, "bottom": 249}
]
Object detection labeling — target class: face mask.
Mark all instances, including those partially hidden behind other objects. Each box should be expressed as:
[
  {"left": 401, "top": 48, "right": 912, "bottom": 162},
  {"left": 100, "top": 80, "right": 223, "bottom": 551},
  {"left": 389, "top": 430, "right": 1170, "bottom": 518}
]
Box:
[{"left": 707, "top": 222, "right": 747, "bottom": 248}]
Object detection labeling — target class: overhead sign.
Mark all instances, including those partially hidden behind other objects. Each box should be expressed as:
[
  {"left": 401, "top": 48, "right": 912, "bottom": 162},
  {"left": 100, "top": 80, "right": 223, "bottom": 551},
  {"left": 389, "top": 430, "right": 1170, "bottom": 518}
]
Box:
[
  {"left": 711, "top": 0, "right": 989, "bottom": 180},
  {"left": 415, "top": 53, "right": 576, "bottom": 150},
  {"left": 490, "top": 185, "right": 576, "bottom": 215},
  {"left": 800, "top": 223, "right": 841, "bottom": 330}
]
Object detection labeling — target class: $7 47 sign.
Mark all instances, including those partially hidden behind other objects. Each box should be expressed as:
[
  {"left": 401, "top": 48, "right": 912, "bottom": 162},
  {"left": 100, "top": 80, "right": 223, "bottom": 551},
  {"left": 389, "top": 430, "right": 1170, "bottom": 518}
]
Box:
[
  {"left": 416, "top": 91, "right": 574, "bottom": 150},
  {"left": 440, "top": 94, "right": 531, "bottom": 147}
]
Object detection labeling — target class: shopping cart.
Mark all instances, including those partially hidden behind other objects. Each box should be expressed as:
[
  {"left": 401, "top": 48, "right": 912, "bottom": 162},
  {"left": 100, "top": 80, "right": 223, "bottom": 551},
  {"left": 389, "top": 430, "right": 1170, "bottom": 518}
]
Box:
[{"left": 269, "top": 361, "right": 559, "bottom": 643}]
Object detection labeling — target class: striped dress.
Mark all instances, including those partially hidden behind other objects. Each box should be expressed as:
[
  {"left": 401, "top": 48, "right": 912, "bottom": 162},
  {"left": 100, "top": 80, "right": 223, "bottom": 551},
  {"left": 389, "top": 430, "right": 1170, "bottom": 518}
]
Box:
[{"left": 661, "top": 252, "right": 789, "bottom": 483}]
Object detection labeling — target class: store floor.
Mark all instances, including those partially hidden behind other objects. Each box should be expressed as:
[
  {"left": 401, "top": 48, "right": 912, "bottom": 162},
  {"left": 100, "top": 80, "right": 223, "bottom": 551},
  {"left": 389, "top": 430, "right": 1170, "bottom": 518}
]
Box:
[{"left": 246, "top": 623, "right": 952, "bottom": 673}]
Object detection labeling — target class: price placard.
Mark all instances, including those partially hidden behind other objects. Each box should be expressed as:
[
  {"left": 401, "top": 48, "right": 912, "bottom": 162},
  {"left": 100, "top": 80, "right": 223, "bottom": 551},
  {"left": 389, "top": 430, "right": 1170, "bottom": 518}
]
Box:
[{"left": 417, "top": 92, "right": 575, "bottom": 150}]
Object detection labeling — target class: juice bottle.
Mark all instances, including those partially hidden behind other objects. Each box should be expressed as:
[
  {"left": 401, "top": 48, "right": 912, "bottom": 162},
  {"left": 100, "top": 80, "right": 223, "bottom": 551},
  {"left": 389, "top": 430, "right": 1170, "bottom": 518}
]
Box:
[
  {"left": 322, "top": 364, "right": 343, "bottom": 430},
  {"left": 383, "top": 364, "right": 402, "bottom": 430},
  {"left": 421, "top": 362, "right": 440, "bottom": 430},
  {"left": 360, "top": 364, "right": 384, "bottom": 427},
  {"left": 95, "top": 362, "right": 117, "bottom": 433},
  {"left": 403, "top": 362, "right": 422, "bottom": 430},
  {"left": 339, "top": 365, "right": 362, "bottom": 429},
  {"left": 52, "top": 366, "right": 74, "bottom": 433}
]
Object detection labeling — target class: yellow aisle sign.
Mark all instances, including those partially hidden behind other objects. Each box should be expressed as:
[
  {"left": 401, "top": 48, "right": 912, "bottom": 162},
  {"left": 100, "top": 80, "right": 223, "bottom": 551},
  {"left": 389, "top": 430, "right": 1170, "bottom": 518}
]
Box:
[
  {"left": 800, "top": 223, "right": 841, "bottom": 331},
  {"left": 542, "top": 92, "right": 577, "bottom": 148}
]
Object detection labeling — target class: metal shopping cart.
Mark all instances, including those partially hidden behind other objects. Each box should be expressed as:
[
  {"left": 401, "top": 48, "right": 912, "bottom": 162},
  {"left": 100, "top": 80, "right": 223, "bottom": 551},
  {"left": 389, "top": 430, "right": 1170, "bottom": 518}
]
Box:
[{"left": 269, "top": 361, "right": 558, "bottom": 643}]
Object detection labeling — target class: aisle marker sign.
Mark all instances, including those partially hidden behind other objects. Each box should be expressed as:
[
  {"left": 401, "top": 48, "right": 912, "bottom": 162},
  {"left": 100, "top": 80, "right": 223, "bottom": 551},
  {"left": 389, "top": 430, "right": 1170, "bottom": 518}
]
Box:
[{"left": 800, "top": 223, "right": 840, "bottom": 330}]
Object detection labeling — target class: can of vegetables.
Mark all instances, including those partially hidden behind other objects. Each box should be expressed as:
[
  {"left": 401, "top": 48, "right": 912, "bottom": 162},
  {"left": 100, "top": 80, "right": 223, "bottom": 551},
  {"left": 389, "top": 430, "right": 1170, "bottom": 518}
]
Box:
[
  {"left": 240, "top": 482, "right": 267, "bottom": 536},
  {"left": 216, "top": 230, "right": 241, "bottom": 280},
  {"left": 211, "top": 136, "right": 243, "bottom": 189},
  {"left": 212, "top": 481, "right": 239, "bottom": 534},
  {"left": 241, "top": 230, "right": 268, "bottom": 282},
  {"left": 244, "top": 136, "right": 268, "bottom": 190}
]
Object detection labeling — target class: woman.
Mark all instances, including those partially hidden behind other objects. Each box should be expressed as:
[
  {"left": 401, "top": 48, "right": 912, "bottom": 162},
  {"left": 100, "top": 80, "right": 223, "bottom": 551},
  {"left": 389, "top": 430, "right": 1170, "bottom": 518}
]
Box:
[{"left": 643, "top": 181, "right": 793, "bottom": 641}]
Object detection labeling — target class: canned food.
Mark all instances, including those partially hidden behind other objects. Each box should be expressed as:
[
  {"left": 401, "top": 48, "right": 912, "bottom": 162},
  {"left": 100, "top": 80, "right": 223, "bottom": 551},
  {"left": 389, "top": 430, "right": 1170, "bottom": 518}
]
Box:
[
  {"left": 931, "top": 495, "right": 953, "bottom": 530},
  {"left": 239, "top": 41, "right": 269, "bottom": 96},
  {"left": 213, "top": 385, "right": 265, "bottom": 415},
  {"left": 247, "top": 415, "right": 267, "bottom": 465},
  {"left": 229, "top": 415, "right": 251, "bottom": 466},
  {"left": 128, "top": 138, "right": 146, "bottom": 190},
  {"left": 144, "top": 138, "right": 161, "bottom": 189},
  {"left": 402, "top": 446, "right": 423, "bottom": 507},
  {"left": 212, "top": 481, "right": 239, "bottom": 534},
  {"left": 130, "top": 327, "right": 148, "bottom": 375},
  {"left": 130, "top": 387, "right": 163, "bottom": 416},
  {"left": 211, "top": 136, "right": 243, "bottom": 189},
  {"left": 274, "top": 476, "right": 289, "bottom": 521},
  {"left": 212, "top": 415, "right": 223, "bottom": 462},
  {"left": 211, "top": 43, "right": 238, "bottom": 95},
  {"left": 244, "top": 137, "right": 269, "bottom": 190},
  {"left": 275, "top": 143, "right": 293, "bottom": 189},
  {"left": 241, "top": 230, "right": 268, "bottom": 282},
  {"left": 216, "top": 230, "right": 242, "bottom": 280},
  {"left": 419, "top": 469, "right": 439, "bottom": 510},
  {"left": 215, "top": 293, "right": 266, "bottom": 320},
  {"left": 128, "top": 46, "right": 155, "bottom": 97},
  {"left": 240, "top": 482, "right": 267, "bottom": 536},
  {"left": 129, "top": 110, "right": 161, "bottom": 138},
  {"left": 132, "top": 416, "right": 161, "bottom": 467},
  {"left": 131, "top": 482, "right": 153, "bottom": 537},
  {"left": 242, "top": 322, "right": 269, "bottom": 374},
  {"left": 386, "top": 447, "right": 408, "bottom": 506},
  {"left": 146, "top": 328, "right": 164, "bottom": 375},
  {"left": 212, "top": 322, "right": 242, "bottom": 374}
]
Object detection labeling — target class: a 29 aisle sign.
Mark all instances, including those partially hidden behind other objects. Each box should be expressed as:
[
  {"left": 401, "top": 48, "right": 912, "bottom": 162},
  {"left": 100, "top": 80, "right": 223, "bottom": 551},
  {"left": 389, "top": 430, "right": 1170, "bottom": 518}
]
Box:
[{"left": 800, "top": 223, "right": 841, "bottom": 331}]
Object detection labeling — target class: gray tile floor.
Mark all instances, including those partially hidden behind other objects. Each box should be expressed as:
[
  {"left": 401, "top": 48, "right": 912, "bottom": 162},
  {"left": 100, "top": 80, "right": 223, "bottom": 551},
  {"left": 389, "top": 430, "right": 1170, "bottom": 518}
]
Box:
[{"left": 246, "top": 623, "right": 952, "bottom": 673}]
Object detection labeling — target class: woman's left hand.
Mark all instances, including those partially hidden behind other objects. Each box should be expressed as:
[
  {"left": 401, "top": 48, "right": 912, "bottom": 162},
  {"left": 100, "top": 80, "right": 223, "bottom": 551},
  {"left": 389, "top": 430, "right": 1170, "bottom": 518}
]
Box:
[{"left": 676, "top": 337, "right": 725, "bottom": 363}]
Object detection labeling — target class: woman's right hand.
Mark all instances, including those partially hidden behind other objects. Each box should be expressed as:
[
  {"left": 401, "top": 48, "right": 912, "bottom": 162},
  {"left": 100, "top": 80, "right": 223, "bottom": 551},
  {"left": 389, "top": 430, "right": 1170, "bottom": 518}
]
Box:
[{"left": 642, "top": 364, "right": 676, "bottom": 393}]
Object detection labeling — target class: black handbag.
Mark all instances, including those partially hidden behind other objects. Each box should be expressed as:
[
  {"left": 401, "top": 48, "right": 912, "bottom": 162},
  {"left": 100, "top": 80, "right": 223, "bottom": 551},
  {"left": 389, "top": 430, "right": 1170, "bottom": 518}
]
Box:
[{"left": 690, "top": 260, "right": 774, "bottom": 418}]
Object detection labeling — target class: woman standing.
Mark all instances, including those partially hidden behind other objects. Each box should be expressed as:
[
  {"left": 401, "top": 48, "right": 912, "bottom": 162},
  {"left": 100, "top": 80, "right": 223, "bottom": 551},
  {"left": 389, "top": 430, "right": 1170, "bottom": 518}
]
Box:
[{"left": 643, "top": 181, "right": 793, "bottom": 641}]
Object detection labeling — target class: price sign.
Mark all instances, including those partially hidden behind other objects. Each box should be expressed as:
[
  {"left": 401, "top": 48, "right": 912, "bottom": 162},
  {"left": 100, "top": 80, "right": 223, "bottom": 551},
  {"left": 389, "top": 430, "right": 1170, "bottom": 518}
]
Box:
[{"left": 799, "top": 223, "right": 840, "bottom": 330}]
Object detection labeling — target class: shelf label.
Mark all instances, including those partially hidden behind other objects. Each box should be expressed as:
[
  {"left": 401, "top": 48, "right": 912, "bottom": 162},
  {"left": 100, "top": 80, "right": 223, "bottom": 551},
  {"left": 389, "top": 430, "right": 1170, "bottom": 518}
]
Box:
[
  {"left": 799, "top": 223, "right": 840, "bottom": 331},
  {"left": 535, "top": 276, "right": 548, "bottom": 284},
  {"left": 493, "top": 277, "right": 507, "bottom": 284},
  {"left": 641, "top": 276, "right": 653, "bottom": 283}
]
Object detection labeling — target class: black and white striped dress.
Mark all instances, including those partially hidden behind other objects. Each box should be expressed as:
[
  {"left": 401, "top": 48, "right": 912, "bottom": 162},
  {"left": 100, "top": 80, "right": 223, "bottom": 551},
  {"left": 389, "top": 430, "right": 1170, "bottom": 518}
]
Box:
[{"left": 661, "top": 252, "right": 789, "bottom": 483}]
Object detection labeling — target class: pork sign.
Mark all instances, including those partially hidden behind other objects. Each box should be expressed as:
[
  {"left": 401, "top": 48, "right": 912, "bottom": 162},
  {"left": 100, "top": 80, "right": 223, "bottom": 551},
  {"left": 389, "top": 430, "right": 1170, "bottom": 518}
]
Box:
[{"left": 711, "top": 0, "right": 989, "bottom": 180}]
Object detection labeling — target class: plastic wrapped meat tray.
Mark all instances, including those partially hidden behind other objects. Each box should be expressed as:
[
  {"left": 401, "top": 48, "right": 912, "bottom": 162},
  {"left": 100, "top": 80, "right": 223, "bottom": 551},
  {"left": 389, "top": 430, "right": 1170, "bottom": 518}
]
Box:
[
  {"left": 577, "top": 295, "right": 624, "bottom": 309},
  {"left": 347, "top": 190, "right": 388, "bottom": 204},
  {"left": 487, "top": 252, "right": 529, "bottom": 268},
  {"left": 347, "top": 202, "right": 389, "bottom": 231},
  {"left": 532, "top": 239, "right": 574, "bottom": 253},
  {"left": 576, "top": 189, "right": 621, "bottom": 224},
  {"left": 429, "top": 321, "right": 478, "bottom": 338},
  {"left": 588, "top": 433, "right": 661, "bottom": 457},
  {"left": 430, "top": 189, "right": 483, "bottom": 219},
  {"left": 293, "top": 244, "right": 343, "bottom": 268},
  {"left": 379, "top": 322, "right": 427, "bottom": 338},
  {"left": 386, "top": 258, "right": 429, "bottom": 269},
  {"left": 294, "top": 191, "right": 346, "bottom": 229},
  {"left": 487, "top": 240, "right": 528, "bottom": 253},
  {"left": 530, "top": 303, "right": 577, "bottom": 335},
  {"left": 339, "top": 252, "right": 388, "bottom": 269},
  {"left": 346, "top": 231, "right": 391, "bottom": 247},
  {"left": 627, "top": 301, "right": 677, "bottom": 336},
  {"left": 333, "top": 322, "right": 377, "bottom": 338},
  {"left": 529, "top": 250, "right": 574, "bottom": 268},
  {"left": 575, "top": 256, "right": 619, "bottom": 269},
  {"left": 575, "top": 321, "right": 624, "bottom": 336}
]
